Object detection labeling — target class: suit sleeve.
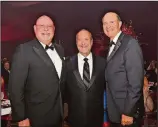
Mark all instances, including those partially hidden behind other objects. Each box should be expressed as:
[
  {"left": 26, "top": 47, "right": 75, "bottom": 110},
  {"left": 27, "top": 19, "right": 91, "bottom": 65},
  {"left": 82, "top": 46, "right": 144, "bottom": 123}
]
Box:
[
  {"left": 123, "top": 39, "right": 144, "bottom": 116},
  {"left": 8, "top": 44, "right": 29, "bottom": 122}
]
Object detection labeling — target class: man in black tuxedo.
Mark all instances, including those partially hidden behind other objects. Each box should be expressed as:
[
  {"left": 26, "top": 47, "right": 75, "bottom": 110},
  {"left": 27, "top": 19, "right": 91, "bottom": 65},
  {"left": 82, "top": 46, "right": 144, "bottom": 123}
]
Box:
[
  {"left": 8, "top": 15, "right": 65, "bottom": 127},
  {"left": 65, "top": 29, "right": 106, "bottom": 127},
  {"left": 102, "top": 12, "right": 144, "bottom": 127}
]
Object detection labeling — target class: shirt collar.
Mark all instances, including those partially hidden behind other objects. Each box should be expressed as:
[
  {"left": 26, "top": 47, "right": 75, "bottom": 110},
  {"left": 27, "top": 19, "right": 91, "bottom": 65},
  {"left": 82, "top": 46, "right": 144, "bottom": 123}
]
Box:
[
  {"left": 112, "top": 31, "right": 122, "bottom": 44},
  {"left": 39, "top": 41, "right": 52, "bottom": 49},
  {"left": 78, "top": 52, "right": 92, "bottom": 61}
]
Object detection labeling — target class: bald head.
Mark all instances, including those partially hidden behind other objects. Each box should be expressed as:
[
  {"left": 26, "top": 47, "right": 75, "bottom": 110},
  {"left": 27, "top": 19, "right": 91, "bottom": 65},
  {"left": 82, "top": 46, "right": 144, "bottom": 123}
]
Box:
[
  {"left": 102, "top": 12, "right": 121, "bottom": 22},
  {"left": 102, "top": 12, "right": 122, "bottom": 40},
  {"left": 34, "top": 15, "right": 55, "bottom": 45},
  {"left": 102, "top": 12, "right": 121, "bottom": 24},
  {"left": 36, "top": 15, "right": 54, "bottom": 26}
]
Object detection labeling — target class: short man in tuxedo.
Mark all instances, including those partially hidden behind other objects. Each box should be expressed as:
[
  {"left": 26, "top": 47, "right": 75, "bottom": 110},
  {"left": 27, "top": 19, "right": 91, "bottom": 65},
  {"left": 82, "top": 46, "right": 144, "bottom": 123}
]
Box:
[
  {"left": 65, "top": 29, "right": 106, "bottom": 127},
  {"left": 102, "top": 12, "right": 144, "bottom": 127},
  {"left": 8, "top": 14, "right": 65, "bottom": 127}
]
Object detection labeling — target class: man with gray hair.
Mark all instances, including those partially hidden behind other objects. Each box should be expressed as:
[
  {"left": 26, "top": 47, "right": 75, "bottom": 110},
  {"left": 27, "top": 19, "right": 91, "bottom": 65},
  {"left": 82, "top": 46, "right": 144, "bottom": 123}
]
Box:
[{"left": 9, "top": 14, "right": 65, "bottom": 127}]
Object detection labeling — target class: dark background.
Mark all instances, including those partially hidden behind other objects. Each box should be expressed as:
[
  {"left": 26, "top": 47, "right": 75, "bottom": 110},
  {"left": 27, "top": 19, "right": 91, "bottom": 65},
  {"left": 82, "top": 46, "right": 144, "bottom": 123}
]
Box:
[{"left": 1, "top": 1, "right": 158, "bottom": 61}]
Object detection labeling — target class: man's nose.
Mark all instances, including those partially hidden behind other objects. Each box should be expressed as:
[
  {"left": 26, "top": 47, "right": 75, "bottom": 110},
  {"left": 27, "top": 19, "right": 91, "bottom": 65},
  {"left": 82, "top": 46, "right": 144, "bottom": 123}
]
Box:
[
  {"left": 81, "top": 41, "right": 85, "bottom": 46},
  {"left": 106, "top": 24, "right": 111, "bottom": 29},
  {"left": 43, "top": 26, "right": 49, "bottom": 31}
]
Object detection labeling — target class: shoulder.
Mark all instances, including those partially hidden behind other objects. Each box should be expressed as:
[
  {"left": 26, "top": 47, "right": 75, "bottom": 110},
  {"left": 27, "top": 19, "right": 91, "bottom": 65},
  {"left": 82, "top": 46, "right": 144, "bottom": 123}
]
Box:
[
  {"left": 144, "top": 76, "right": 148, "bottom": 87},
  {"left": 12, "top": 39, "right": 37, "bottom": 60},
  {"left": 65, "top": 55, "right": 77, "bottom": 71},
  {"left": 93, "top": 54, "right": 106, "bottom": 67},
  {"left": 67, "top": 55, "right": 77, "bottom": 63},
  {"left": 93, "top": 54, "right": 106, "bottom": 62},
  {"left": 123, "top": 33, "right": 139, "bottom": 46},
  {"left": 65, "top": 55, "right": 76, "bottom": 64},
  {"left": 16, "top": 39, "right": 35, "bottom": 49},
  {"left": 121, "top": 34, "right": 141, "bottom": 52}
]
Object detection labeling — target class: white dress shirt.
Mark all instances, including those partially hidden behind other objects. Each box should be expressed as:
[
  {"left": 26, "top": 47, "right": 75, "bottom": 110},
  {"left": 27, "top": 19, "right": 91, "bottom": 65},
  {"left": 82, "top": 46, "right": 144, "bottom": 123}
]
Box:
[
  {"left": 78, "top": 52, "right": 93, "bottom": 80},
  {"left": 108, "top": 31, "right": 122, "bottom": 56},
  {"left": 40, "top": 42, "right": 62, "bottom": 78}
]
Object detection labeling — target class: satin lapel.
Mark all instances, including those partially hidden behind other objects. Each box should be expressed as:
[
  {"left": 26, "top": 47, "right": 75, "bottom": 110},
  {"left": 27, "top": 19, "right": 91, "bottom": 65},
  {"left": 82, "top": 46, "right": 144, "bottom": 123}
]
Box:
[
  {"left": 72, "top": 55, "right": 87, "bottom": 90},
  {"left": 32, "top": 40, "right": 59, "bottom": 79},
  {"left": 87, "top": 53, "right": 97, "bottom": 90},
  {"left": 54, "top": 44, "right": 64, "bottom": 61},
  {"left": 105, "top": 46, "right": 110, "bottom": 68},
  {"left": 106, "top": 33, "right": 124, "bottom": 63},
  {"left": 59, "top": 61, "right": 64, "bottom": 82}
]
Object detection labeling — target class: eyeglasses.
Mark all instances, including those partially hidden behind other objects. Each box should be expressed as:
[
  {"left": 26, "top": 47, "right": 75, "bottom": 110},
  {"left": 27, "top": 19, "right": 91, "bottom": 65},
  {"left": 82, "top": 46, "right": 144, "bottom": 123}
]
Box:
[{"left": 36, "top": 25, "right": 53, "bottom": 29}]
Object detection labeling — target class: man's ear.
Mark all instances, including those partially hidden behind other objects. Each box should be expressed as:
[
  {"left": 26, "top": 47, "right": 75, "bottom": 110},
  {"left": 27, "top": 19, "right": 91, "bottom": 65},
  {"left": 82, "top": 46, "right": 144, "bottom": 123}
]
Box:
[
  {"left": 119, "top": 21, "right": 122, "bottom": 29},
  {"left": 33, "top": 25, "right": 36, "bottom": 33}
]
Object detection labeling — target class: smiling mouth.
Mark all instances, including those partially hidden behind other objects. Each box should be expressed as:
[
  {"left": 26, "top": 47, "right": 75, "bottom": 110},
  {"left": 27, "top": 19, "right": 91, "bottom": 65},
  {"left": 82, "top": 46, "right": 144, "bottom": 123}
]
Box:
[
  {"left": 81, "top": 45, "right": 87, "bottom": 48},
  {"left": 41, "top": 33, "right": 50, "bottom": 36},
  {"left": 106, "top": 29, "right": 111, "bottom": 32},
  {"left": 107, "top": 28, "right": 114, "bottom": 32}
]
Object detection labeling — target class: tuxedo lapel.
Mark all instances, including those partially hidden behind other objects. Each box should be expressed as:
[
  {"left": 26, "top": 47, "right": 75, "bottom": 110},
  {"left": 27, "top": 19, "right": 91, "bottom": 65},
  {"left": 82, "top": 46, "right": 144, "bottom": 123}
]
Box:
[
  {"left": 54, "top": 44, "right": 64, "bottom": 61},
  {"left": 87, "top": 53, "right": 97, "bottom": 90},
  {"left": 32, "top": 39, "right": 59, "bottom": 79},
  {"left": 106, "top": 40, "right": 121, "bottom": 62},
  {"left": 72, "top": 55, "right": 87, "bottom": 90},
  {"left": 106, "top": 33, "right": 124, "bottom": 63},
  {"left": 72, "top": 54, "right": 98, "bottom": 91}
]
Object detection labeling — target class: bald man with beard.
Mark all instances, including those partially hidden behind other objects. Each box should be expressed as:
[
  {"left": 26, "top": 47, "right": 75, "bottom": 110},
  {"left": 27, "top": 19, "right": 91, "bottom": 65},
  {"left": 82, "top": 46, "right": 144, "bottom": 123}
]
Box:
[{"left": 8, "top": 15, "right": 66, "bottom": 127}]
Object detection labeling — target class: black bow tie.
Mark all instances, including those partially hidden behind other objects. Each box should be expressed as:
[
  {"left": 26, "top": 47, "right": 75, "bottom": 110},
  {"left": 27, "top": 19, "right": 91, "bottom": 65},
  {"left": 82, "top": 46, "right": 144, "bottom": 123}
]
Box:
[
  {"left": 45, "top": 45, "right": 54, "bottom": 51},
  {"left": 109, "top": 41, "right": 116, "bottom": 47}
]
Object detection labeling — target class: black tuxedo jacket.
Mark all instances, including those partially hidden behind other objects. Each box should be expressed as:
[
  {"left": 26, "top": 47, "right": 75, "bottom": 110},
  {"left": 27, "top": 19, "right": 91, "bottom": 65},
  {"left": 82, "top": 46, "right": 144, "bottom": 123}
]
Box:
[
  {"left": 8, "top": 39, "right": 66, "bottom": 127},
  {"left": 105, "top": 32, "right": 144, "bottom": 123},
  {"left": 65, "top": 54, "right": 106, "bottom": 127}
]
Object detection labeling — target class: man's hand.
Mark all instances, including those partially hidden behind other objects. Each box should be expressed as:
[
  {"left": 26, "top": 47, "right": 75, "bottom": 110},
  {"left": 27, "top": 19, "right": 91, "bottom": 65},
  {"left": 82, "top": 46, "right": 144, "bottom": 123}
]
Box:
[
  {"left": 18, "top": 118, "right": 30, "bottom": 127},
  {"left": 121, "top": 114, "right": 133, "bottom": 126}
]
